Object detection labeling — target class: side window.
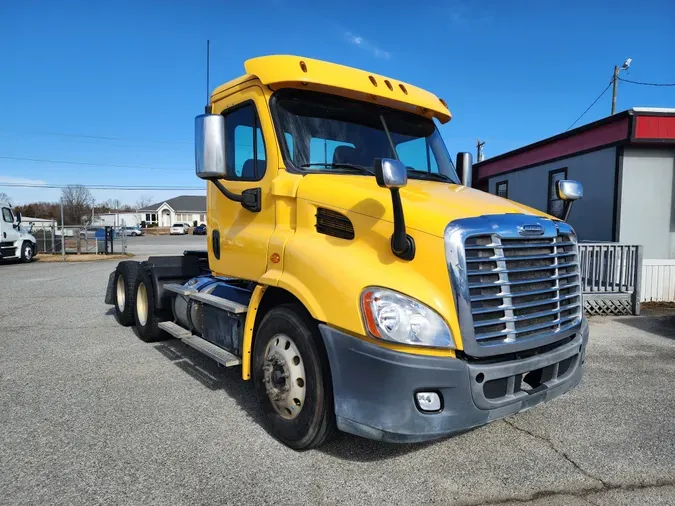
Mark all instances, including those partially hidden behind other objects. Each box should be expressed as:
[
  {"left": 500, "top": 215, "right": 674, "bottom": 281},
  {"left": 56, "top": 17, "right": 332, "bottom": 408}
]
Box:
[
  {"left": 284, "top": 132, "right": 294, "bottom": 162},
  {"left": 223, "top": 103, "right": 267, "bottom": 181},
  {"left": 396, "top": 138, "right": 439, "bottom": 173},
  {"left": 2, "top": 207, "right": 13, "bottom": 223},
  {"left": 548, "top": 169, "right": 567, "bottom": 216},
  {"left": 310, "top": 138, "right": 354, "bottom": 165},
  {"left": 495, "top": 181, "right": 508, "bottom": 199}
]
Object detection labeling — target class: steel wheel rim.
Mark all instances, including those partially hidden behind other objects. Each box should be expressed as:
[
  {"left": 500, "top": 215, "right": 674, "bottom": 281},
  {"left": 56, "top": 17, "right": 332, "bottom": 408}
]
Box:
[
  {"left": 136, "top": 282, "right": 148, "bottom": 326},
  {"left": 263, "top": 334, "right": 306, "bottom": 420},
  {"left": 116, "top": 275, "right": 125, "bottom": 312},
  {"left": 24, "top": 246, "right": 32, "bottom": 260}
]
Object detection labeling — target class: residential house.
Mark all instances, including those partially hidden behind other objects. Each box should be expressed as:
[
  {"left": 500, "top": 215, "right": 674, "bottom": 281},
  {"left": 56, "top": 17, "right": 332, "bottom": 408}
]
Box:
[{"left": 139, "top": 195, "right": 207, "bottom": 227}]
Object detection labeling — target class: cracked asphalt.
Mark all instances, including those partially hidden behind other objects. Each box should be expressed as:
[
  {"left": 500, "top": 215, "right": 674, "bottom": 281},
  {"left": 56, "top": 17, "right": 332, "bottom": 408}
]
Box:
[{"left": 1, "top": 249, "right": 674, "bottom": 505}]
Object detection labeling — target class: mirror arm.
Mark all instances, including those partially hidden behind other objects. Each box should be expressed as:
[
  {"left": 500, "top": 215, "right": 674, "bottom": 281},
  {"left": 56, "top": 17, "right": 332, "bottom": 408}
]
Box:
[
  {"left": 389, "top": 189, "right": 415, "bottom": 261},
  {"left": 210, "top": 179, "right": 261, "bottom": 213},
  {"left": 562, "top": 201, "right": 573, "bottom": 222}
]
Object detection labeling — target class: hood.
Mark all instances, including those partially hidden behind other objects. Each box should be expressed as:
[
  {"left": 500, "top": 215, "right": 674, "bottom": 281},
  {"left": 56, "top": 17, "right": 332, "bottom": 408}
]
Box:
[{"left": 296, "top": 174, "right": 553, "bottom": 238}]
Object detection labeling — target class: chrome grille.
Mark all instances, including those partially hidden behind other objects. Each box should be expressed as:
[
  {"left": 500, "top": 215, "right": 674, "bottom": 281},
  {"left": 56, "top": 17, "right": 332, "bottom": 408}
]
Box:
[{"left": 465, "top": 233, "right": 582, "bottom": 345}]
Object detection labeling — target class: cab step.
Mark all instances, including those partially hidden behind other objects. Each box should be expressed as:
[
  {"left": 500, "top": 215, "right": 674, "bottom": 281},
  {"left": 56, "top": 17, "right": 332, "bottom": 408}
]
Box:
[{"left": 158, "top": 321, "right": 242, "bottom": 367}]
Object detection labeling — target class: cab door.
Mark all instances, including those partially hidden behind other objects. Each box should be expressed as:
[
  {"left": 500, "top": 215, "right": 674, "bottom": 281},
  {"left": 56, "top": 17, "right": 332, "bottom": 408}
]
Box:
[
  {"left": 1, "top": 206, "right": 21, "bottom": 257},
  {"left": 208, "top": 86, "right": 278, "bottom": 281}
]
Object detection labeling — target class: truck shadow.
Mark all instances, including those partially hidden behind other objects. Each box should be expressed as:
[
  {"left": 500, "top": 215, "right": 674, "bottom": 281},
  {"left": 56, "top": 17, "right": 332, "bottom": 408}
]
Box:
[
  {"left": 616, "top": 311, "right": 675, "bottom": 340},
  {"left": 151, "top": 338, "right": 442, "bottom": 461}
]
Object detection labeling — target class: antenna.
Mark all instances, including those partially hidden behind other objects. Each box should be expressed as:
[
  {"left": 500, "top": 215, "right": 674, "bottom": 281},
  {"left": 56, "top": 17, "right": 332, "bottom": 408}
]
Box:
[{"left": 205, "top": 40, "right": 212, "bottom": 114}]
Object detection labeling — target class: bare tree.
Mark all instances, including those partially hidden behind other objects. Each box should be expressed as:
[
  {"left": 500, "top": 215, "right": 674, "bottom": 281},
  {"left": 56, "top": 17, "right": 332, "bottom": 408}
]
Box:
[
  {"left": 0, "top": 192, "right": 12, "bottom": 204},
  {"left": 61, "top": 185, "right": 94, "bottom": 224},
  {"left": 135, "top": 195, "right": 154, "bottom": 210}
]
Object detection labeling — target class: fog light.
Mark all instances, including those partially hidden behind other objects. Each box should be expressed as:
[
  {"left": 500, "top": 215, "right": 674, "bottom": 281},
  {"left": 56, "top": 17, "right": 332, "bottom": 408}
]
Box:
[{"left": 416, "top": 392, "right": 441, "bottom": 412}]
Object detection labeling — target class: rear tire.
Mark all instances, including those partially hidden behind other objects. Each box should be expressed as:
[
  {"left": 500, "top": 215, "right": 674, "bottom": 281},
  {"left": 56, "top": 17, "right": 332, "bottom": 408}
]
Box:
[
  {"left": 133, "top": 268, "right": 170, "bottom": 342},
  {"left": 252, "top": 304, "right": 337, "bottom": 450},
  {"left": 113, "top": 261, "right": 140, "bottom": 326}
]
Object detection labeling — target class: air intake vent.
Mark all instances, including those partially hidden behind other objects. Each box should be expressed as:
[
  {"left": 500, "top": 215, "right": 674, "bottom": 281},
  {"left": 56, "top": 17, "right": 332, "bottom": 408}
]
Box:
[{"left": 315, "top": 208, "right": 354, "bottom": 240}]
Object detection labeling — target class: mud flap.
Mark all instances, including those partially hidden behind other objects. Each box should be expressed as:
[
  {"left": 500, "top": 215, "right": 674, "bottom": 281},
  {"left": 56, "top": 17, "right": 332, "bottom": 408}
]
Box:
[{"left": 104, "top": 271, "right": 116, "bottom": 305}]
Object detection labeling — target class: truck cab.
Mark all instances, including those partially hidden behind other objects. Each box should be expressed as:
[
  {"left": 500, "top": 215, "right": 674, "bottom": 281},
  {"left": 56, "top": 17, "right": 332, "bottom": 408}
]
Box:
[
  {"left": 0, "top": 202, "right": 37, "bottom": 262},
  {"left": 105, "top": 56, "right": 588, "bottom": 450}
]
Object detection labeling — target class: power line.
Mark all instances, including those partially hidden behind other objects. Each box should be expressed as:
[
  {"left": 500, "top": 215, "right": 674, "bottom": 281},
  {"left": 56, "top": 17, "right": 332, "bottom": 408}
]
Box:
[
  {"left": 617, "top": 77, "right": 675, "bottom": 87},
  {"left": 0, "top": 182, "right": 205, "bottom": 190},
  {"left": 566, "top": 79, "right": 614, "bottom": 131},
  {"left": 0, "top": 155, "right": 191, "bottom": 172},
  {"left": 0, "top": 127, "right": 192, "bottom": 145}
]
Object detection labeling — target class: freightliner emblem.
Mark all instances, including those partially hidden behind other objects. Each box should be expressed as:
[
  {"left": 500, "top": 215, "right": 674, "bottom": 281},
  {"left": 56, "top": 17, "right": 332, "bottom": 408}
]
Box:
[{"left": 518, "top": 224, "right": 545, "bottom": 236}]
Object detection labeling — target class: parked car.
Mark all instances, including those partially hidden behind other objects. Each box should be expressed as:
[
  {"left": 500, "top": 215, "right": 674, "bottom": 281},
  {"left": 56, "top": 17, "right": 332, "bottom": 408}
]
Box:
[
  {"left": 122, "top": 226, "right": 144, "bottom": 237},
  {"left": 170, "top": 223, "right": 188, "bottom": 235},
  {"left": 192, "top": 224, "right": 207, "bottom": 235}
]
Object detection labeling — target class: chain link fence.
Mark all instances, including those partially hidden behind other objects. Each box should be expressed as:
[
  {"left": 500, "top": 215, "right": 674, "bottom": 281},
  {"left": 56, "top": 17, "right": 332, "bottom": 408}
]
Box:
[{"left": 30, "top": 223, "right": 129, "bottom": 257}]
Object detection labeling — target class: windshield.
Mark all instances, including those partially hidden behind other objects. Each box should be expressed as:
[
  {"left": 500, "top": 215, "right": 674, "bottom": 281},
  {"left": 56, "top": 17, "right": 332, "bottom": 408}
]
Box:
[{"left": 271, "top": 89, "right": 460, "bottom": 183}]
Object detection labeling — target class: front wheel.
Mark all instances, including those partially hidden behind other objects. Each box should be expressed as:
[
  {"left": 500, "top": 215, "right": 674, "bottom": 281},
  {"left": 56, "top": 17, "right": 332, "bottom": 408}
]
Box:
[
  {"left": 252, "top": 304, "right": 336, "bottom": 450},
  {"left": 20, "top": 241, "right": 34, "bottom": 263}
]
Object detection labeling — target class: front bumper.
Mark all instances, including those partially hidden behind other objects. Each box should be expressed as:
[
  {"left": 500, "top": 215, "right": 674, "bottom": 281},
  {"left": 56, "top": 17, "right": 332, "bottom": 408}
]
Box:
[{"left": 319, "top": 318, "right": 588, "bottom": 443}]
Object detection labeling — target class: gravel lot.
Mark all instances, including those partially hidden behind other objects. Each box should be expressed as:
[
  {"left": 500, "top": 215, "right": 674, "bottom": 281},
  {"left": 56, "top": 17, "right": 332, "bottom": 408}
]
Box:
[{"left": 1, "top": 247, "right": 674, "bottom": 505}]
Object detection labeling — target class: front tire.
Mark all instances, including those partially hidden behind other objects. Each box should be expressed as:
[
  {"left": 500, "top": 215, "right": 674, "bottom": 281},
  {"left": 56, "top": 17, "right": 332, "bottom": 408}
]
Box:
[
  {"left": 133, "top": 268, "right": 170, "bottom": 342},
  {"left": 20, "top": 241, "right": 34, "bottom": 263},
  {"left": 113, "top": 261, "right": 140, "bottom": 326},
  {"left": 252, "top": 304, "right": 336, "bottom": 450}
]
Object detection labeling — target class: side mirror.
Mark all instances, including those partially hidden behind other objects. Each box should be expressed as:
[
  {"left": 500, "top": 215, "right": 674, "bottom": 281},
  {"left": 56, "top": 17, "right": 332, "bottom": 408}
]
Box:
[
  {"left": 195, "top": 114, "right": 226, "bottom": 179},
  {"left": 374, "top": 158, "right": 407, "bottom": 189},
  {"left": 556, "top": 180, "right": 583, "bottom": 221},
  {"left": 373, "top": 158, "right": 414, "bottom": 260},
  {"left": 556, "top": 180, "right": 583, "bottom": 201},
  {"left": 456, "top": 152, "right": 473, "bottom": 187},
  {"left": 16, "top": 212, "right": 21, "bottom": 224}
]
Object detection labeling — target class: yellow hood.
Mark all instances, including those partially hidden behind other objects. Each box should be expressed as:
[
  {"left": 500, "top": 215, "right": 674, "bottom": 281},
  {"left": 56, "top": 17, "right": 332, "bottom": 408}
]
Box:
[{"left": 297, "top": 174, "right": 552, "bottom": 238}]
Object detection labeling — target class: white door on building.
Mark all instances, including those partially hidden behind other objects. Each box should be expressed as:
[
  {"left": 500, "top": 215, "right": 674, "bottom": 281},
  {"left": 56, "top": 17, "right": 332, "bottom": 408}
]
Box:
[{"left": 162, "top": 210, "right": 171, "bottom": 226}]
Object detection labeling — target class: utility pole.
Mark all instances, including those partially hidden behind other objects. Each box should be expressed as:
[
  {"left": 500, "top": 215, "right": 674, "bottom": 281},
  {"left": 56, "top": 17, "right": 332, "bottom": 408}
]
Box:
[
  {"left": 476, "top": 140, "right": 485, "bottom": 162},
  {"left": 611, "top": 58, "right": 632, "bottom": 115},
  {"left": 60, "top": 198, "right": 65, "bottom": 262},
  {"left": 611, "top": 65, "right": 619, "bottom": 115}
]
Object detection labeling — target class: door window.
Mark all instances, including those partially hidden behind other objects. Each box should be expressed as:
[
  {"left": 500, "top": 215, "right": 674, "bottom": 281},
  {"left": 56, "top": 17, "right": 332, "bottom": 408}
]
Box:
[
  {"left": 223, "top": 103, "right": 267, "bottom": 181},
  {"left": 496, "top": 181, "right": 508, "bottom": 199},
  {"left": 2, "top": 207, "right": 13, "bottom": 223}
]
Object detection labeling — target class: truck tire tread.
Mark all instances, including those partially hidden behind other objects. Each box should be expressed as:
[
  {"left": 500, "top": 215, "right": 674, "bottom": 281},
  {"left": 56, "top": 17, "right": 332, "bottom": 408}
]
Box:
[
  {"left": 252, "top": 303, "right": 337, "bottom": 451},
  {"left": 133, "top": 268, "right": 171, "bottom": 342},
  {"left": 113, "top": 261, "right": 140, "bottom": 326}
]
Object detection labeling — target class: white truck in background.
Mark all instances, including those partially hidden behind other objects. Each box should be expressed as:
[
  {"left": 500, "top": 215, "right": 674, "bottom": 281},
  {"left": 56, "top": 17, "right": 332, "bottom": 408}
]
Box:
[{"left": 0, "top": 202, "right": 37, "bottom": 262}]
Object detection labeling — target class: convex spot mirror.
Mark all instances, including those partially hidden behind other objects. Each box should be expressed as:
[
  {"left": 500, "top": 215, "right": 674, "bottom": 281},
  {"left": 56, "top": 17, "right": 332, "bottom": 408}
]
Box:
[
  {"left": 374, "top": 158, "right": 407, "bottom": 189},
  {"left": 556, "top": 180, "right": 583, "bottom": 201}
]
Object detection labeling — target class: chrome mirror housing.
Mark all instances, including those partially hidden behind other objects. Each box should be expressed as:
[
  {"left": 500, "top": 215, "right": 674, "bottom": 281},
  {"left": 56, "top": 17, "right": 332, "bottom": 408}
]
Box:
[
  {"left": 374, "top": 158, "right": 407, "bottom": 189},
  {"left": 557, "top": 180, "right": 583, "bottom": 201},
  {"left": 195, "top": 114, "right": 226, "bottom": 179}
]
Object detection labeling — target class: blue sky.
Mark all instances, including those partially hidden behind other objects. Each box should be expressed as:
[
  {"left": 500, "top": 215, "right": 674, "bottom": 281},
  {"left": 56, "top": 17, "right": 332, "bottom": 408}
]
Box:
[{"left": 1, "top": 0, "right": 673, "bottom": 205}]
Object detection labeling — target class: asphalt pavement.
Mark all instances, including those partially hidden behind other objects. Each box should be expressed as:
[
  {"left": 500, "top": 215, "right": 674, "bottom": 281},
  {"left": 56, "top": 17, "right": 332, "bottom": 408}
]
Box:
[{"left": 1, "top": 244, "right": 674, "bottom": 505}]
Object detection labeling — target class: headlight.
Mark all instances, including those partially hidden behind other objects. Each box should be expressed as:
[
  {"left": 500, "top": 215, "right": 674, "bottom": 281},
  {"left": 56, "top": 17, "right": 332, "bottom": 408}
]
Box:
[{"left": 361, "top": 287, "right": 454, "bottom": 348}]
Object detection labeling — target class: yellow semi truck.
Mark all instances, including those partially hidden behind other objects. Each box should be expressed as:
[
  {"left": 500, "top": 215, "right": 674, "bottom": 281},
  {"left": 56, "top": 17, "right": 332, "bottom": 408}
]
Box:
[{"left": 105, "top": 55, "right": 588, "bottom": 450}]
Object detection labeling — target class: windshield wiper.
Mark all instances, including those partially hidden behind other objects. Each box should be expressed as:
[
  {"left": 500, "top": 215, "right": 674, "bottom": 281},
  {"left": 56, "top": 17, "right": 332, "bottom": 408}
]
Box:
[
  {"left": 406, "top": 169, "right": 453, "bottom": 182},
  {"left": 300, "top": 162, "right": 375, "bottom": 175}
]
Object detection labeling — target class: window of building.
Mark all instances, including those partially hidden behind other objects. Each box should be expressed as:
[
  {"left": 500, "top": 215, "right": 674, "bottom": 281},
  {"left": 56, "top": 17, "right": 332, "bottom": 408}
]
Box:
[
  {"left": 224, "top": 103, "right": 267, "bottom": 181},
  {"left": 495, "top": 181, "right": 508, "bottom": 199},
  {"left": 548, "top": 168, "right": 568, "bottom": 216},
  {"left": 2, "top": 207, "right": 12, "bottom": 223}
]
